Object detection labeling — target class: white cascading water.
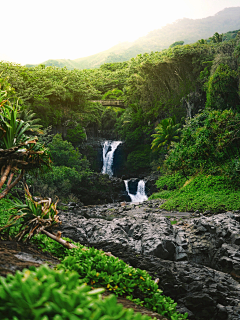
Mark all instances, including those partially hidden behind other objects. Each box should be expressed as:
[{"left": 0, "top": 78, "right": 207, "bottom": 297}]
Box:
[
  {"left": 124, "top": 180, "right": 148, "bottom": 203},
  {"left": 101, "top": 140, "right": 122, "bottom": 177}
]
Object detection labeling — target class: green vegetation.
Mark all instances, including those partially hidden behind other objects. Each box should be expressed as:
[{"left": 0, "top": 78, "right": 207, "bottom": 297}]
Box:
[
  {"left": 1, "top": 25, "right": 240, "bottom": 206},
  {"left": 33, "top": 235, "right": 187, "bottom": 319},
  {"left": 26, "top": 134, "right": 91, "bottom": 202},
  {"left": 102, "top": 88, "right": 124, "bottom": 100},
  {"left": 0, "top": 80, "right": 51, "bottom": 200},
  {"left": 164, "top": 109, "right": 240, "bottom": 179},
  {"left": 169, "top": 41, "right": 184, "bottom": 48},
  {"left": 151, "top": 116, "right": 181, "bottom": 152},
  {"left": 0, "top": 186, "right": 59, "bottom": 242},
  {"left": 0, "top": 265, "right": 158, "bottom": 320},
  {"left": 150, "top": 174, "right": 240, "bottom": 213}
]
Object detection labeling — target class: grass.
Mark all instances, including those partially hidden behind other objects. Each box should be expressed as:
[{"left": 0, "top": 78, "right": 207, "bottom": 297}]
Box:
[{"left": 149, "top": 174, "right": 240, "bottom": 213}]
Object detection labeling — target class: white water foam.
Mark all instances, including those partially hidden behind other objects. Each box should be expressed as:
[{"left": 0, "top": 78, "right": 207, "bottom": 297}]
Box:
[
  {"left": 124, "top": 179, "right": 148, "bottom": 203},
  {"left": 101, "top": 140, "right": 122, "bottom": 177}
]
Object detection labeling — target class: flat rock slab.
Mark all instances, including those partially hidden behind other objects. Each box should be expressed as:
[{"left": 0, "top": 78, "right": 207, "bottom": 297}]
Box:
[{"left": 0, "top": 240, "right": 60, "bottom": 277}]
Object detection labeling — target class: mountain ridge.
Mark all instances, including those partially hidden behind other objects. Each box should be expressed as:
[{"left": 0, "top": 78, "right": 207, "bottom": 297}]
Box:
[{"left": 26, "top": 6, "right": 240, "bottom": 70}]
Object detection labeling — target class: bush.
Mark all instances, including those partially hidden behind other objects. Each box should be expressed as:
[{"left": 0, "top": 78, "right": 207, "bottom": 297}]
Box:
[
  {"left": 32, "top": 236, "right": 188, "bottom": 320},
  {"left": 48, "top": 134, "right": 89, "bottom": 171},
  {"left": 27, "top": 134, "right": 91, "bottom": 202},
  {"left": 101, "top": 108, "right": 117, "bottom": 130},
  {"left": 0, "top": 265, "right": 158, "bottom": 320},
  {"left": 102, "top": 88, "right": 124, "bottom": 100},
  {"left": 155, "top": 173, "right": 187, "bottom": 191}
]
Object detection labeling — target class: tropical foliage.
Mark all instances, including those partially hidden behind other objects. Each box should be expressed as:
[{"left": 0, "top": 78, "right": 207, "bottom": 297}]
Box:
[
  {"left": 33, "top": 235, "right": 188, "bottom": 319},
  {"left": 0, "top": 82, "right": 51, "bottom": 199},
  {"left": 164, "top": 110, "right": 240, "bottom": 179},
  {"left": 0, "top": 185, "right": 59, "bottom": 240},
  {"left": 151, "top": 116, "right": 181, "bottom": 152},
  {"left": 26, "top": 134, "right": 91, "bottom": 201}
]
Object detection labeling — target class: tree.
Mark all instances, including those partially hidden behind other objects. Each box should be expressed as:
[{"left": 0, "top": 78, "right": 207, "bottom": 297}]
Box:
[
  {"left": 65, "top": 123, "right": 86, "bottom": 147},
  {"left": 151, "top": 116, "right": 181, "bottom": 152},
  {"left": 210, "top": 32, "right": 223, "bottom": 43},
  {"left": 165, "top": 109, "right": 240, "bottom": 181},
  {"left": 206, "top": 64, "right": 240, "bottom": 111},
  {"left": 169, "top": 41, "right": 184, "bottom": 48}
]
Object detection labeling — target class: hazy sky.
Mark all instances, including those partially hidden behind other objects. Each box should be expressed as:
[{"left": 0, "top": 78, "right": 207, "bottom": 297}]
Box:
[{"left": 1, "top": 0, "right": 240, "bottom": 65}]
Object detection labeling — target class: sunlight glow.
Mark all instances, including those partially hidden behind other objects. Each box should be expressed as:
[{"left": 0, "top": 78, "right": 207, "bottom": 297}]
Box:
[{"left": 1, "top": 0, "right": 240, "bottom": 65}]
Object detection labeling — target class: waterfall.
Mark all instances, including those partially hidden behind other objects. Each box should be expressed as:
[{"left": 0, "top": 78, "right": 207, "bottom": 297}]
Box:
[
  {"left": 124, "top": 180, "right": 148, "bottom": 203},
  {"left": 101, "top": 140, "right": 122, "bottom": 177}
]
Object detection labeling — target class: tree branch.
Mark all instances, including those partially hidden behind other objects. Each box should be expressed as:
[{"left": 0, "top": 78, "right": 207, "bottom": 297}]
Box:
[
  {"left": 41, "top": 229, "right": 78, "bottom": 249},
  {"left": 0, "top": 169, "right": 24, "bottom": 199},
  {"left": 7, "top": 172, "right": 14, "bottom": 187},
  {"left": 0, "top": 164, "right": 11, "bottom": 190}
]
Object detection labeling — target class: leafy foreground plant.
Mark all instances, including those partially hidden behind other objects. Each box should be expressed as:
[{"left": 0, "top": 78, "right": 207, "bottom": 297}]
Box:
[
  {"left": 0, "top": 265, "right": 156, "bottom": 320},
  {"left": 33, "top": 236, "right": 188, "bottom": 320}
]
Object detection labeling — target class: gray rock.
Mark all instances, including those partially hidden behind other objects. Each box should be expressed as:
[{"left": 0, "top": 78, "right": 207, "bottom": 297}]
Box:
[{"left": 57, "top": 202, "right": 240, "bottom": 319}]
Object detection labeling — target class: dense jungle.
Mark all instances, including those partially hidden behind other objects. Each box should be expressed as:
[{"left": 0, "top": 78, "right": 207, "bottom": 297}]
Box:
[{"left": 0, "top": 28, "right": 240, "bottom": 320}]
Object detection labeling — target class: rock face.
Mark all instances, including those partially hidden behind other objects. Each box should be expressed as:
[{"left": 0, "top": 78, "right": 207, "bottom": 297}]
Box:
[
  {"left": 58, "top": 200, "right": 240, "bottom": 320},
  {"left": 76, "top": 173, "right": 128, "bottom": 205},
  {"left": 112, "top": 143, "right": 127, "bottom": 177}
]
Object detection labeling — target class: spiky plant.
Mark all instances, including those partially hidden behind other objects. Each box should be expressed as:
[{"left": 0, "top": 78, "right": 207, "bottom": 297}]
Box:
[
  {"left": 0, "top": 186, "right": 76, "bottom": 248},
  {"left": 1, "top": 185, "right": 59, "bottom": 240},
  {"left": 151, "top": 115, "right": 181, "bottom": 152},
  {"left": 0, "top": 86, "right": 51, "bottom": 199}
]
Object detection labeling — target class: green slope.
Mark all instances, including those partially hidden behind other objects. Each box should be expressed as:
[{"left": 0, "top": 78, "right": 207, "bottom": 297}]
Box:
[{"left": 26, "top": 7, "right": 240, "bottom": 70}]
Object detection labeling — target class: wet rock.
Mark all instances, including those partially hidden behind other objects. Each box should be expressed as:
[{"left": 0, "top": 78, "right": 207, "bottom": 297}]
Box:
[
  {"left": 128, "top": 179, "right": 140, "bottom": 195},
  {"left": 82, "top": 241, "right": 240, "bottom": 320},
  {"left": 57, "top": 203, "right": 240, "bottom": 319},
  {"left": 76, "top": 173, "right": 127, "bottom": 205}
]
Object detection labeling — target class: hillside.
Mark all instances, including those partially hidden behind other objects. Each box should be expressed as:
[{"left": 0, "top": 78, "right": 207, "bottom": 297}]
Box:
[{"left": 26, "top": 7, "right": 240, "bottom": 70}]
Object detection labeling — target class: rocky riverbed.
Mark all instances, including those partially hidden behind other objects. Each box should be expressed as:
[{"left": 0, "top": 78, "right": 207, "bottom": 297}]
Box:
[{"left": 58, "top": 199, "right": 240, "bottom": 320}]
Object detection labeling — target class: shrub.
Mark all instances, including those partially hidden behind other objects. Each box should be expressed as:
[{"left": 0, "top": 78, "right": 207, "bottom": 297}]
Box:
[
  {"left": 32, "top": 236, "right": 188, "bottom": 320},
  {"left": 206, "top": 64, "right": 240, "bottom": 111},
  {"left": 102, "top": 88, "right": 124, "bottom": 100},
  {"left": 0, "top": 265, "right": 158, "bottom": 320},
  {"left": 155, "top": 173, "right": 187, "bottom": 191},
  {"left": 48, "top": 134, "right": 89, "bottom": 171}
]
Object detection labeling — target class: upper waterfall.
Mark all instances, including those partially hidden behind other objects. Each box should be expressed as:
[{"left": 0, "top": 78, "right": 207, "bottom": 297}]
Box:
[
  {"left": 124, "top": 179, "right": 148, "bottom": 203},
  {"left": 101, "top": 140, "right": 122, "bottom": 177}
]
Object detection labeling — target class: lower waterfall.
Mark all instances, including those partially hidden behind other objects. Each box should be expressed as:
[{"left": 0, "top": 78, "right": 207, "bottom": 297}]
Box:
[
  {"left": 124, "top": 180, "right": 148, "bottom": 203},
  {"left": 101, "top": 140, "right": 122, "bottom": 177}
]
